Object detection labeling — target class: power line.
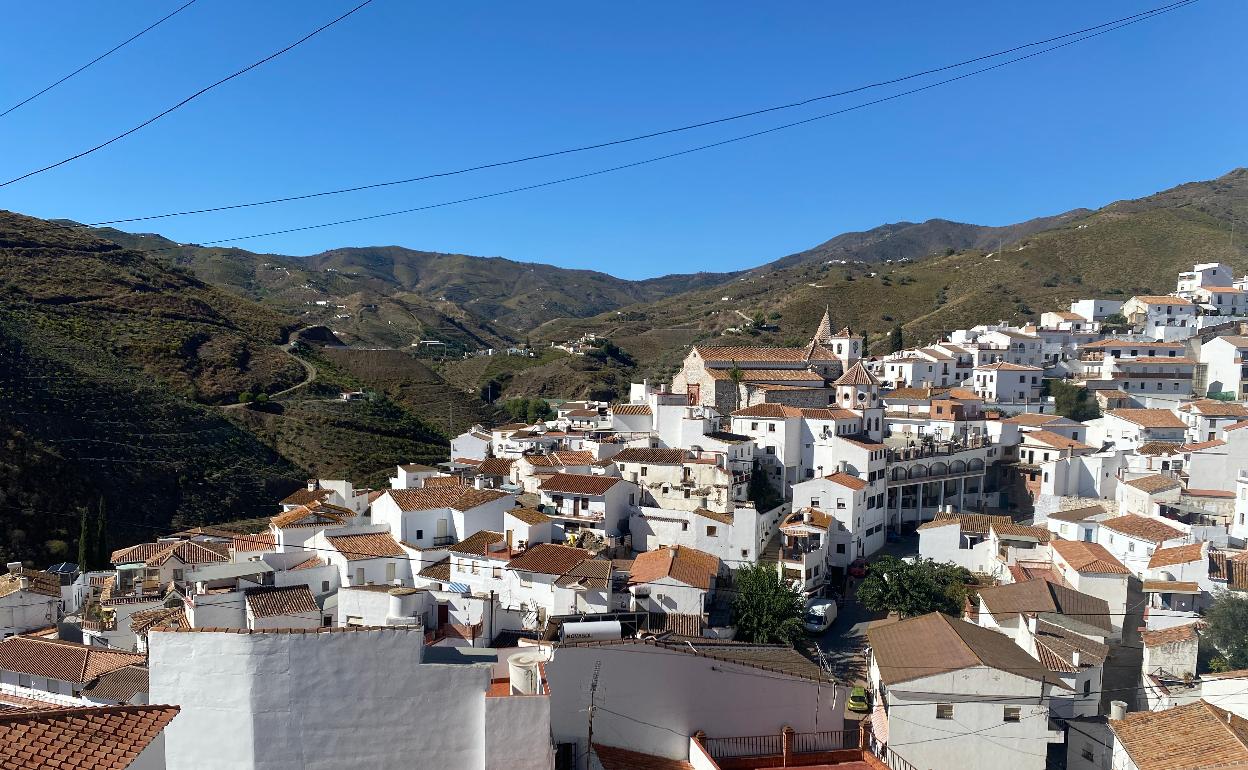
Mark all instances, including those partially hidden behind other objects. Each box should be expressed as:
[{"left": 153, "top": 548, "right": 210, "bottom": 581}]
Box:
[
  {"left": 75, "top": 0, "right": 1200, "bottom": 229},
  {"left": 0, "top": 0, "right": 202, "bottom": 120},
  {"left": 96, "top": 0, "right": 1199, "bottom": 252},
  {"left": 0, "top": 0, "right": 375, "bottom": 189}
]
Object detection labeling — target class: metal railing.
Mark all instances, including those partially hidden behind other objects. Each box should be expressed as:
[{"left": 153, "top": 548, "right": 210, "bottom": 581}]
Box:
[
  {"left": 701, "top": 733, "right": 783, "bottom": 758},
  {"left": 790, "top": 730, "right": 857, "bottom": 754},
  {"left": 431, "top": 535, "right": 455, "bottom": 547}
]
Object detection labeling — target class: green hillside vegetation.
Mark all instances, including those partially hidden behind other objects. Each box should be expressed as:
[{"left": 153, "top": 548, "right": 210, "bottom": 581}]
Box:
[{"left": 0, "top": 212, "right": 456, "bottom": 564}]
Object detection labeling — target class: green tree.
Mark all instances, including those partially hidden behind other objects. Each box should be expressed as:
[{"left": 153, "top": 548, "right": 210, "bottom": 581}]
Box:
[
  {"left": 889, "top": 325, "right": 904, "bottom": 353},
  {"left": 1204, "top": 591, "right": 1248, "bottom": 670},
  {"left": 855, "top": 556, "right": 973, "bottom": 618},
  {"left": 728, "top": 363, "right": 745, "bottom": 414},
  {"left": 77, "top": 509, "right": 91, "bottom": 570},
  {"left": 1101, "top": 313, "right": 1130, "bottom": 333},
  {"left": 731, "top": 563, "right": 805, "bottom": 644},
  {"left": 1051, "top": 380, "right": 1101, "bottom": 422},
  {"left": 747, "top": 460, "right": 782, "bottom": 511}
]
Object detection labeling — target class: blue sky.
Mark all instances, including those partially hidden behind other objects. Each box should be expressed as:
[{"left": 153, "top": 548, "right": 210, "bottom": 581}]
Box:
[{"left": 0, "top": 1, "right": 1242, "bottom": 279}]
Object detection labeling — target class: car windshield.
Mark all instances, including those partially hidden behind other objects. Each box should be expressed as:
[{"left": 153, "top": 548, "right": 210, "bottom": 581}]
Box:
[{"left": 805, "top": 611, "right": 822, "bottom": 623}]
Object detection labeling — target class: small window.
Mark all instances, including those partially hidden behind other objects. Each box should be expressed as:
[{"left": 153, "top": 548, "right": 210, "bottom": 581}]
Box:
[
  {"left": 1003, "top": 706, "right": 1020, "bottom": 723},
  {"left": 706, "top": 526, "right": 718, "bottom": 537},
  {"left": 936, "top": 703, "right": 954, "bottom": 720},
  {"left": 415, "top": 529, "right": 423, "bottom": 540},
  {"left": 386, "top": 562, "right": 397, "bottom": 582},
  {"left": 810, "top": 499, "right": 820, "bottom": 509},
  {"left": 1083, "top": 680, "right": 1092, "bottom": 695},
  {"left": 1081, "top": 747, "right": 1095, "bottom": 762},
  {"left": 518, "top": 571, "right": 532, "bottom": 587},
  {"left": 321, "top": 580, "right": 330, "bottom": 592},
  {"left": 768, "top": 424, "right": 776, "bottom": 432},
  {"left": 322, "top": 615, "right": 333, "bottom": 627},
  {"left": 681, "top": 521, "right": 688, "bottom": 531},
  {"left": 640, "top": 467, "right": 648, "bottom": 476}
]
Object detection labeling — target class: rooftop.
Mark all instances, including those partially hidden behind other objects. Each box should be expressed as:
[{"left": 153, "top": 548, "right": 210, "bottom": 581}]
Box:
[
  {"left": 0, "top": 704, "right": 179, "bottom": 770},
  {"left": 1110, "top": 699, "right": 1248, "bottom": 770}
]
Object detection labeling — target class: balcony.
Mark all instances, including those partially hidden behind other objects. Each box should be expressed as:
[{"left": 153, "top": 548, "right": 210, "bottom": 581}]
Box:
[
  {"left": 431, "top": 535, "right": 456, "bottom": 547},
  {"left": 691, "top": 727, "right": 907, "bottom": 770}
]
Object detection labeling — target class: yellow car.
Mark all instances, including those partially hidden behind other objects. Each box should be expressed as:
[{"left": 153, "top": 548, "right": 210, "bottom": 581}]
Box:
[{"left": 848, "top": 687, "right": 870, "bottom": 714}]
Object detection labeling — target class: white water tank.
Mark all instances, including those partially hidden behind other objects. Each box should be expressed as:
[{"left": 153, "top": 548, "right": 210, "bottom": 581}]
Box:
[
  {"left": 560, "top": 620, "right": 623, "bottom": 643},
  {"left": 508, "top": 652, "right": 543, "bottom": 695}
]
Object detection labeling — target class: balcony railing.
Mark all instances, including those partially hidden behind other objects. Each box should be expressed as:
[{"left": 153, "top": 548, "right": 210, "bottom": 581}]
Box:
[{"left": 431, "top": 535, "right": 455, "bottom": 547}]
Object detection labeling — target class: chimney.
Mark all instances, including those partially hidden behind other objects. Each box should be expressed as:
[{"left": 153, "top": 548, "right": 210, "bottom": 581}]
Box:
[
  {"left": 505, "top": 530, "right": 513, "bottom": 551},
  {"left": 1027, "top": 614, "right": 1038, "bottom": 634},
  {"left": 307, "top": 479, "right": 318, "bottom": 492},
  {"left": 1110, "top": 701, "right": 1128, "bottom": 720},
  {"left": 5, "top": 562, "right": 20, "bottom": 574},
  {"left": 803, "top": 509, "right": 812, "bottom": 522},
  {"left": 1071, "top": 651, "right": 1080, "bottom": 668}
]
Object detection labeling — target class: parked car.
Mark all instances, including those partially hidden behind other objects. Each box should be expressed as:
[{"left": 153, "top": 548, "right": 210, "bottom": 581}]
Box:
[
  {"left": 848, "top": 686, "right": 870, "bottom": 713},
  {"left": 848, "top": 558, "right": 868, "bottom": 578},
  {"left": 804, "top": 598, "right": 838, "bottom": 633}
]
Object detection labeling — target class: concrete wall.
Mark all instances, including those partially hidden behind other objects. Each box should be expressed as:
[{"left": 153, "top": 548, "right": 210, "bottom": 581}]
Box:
[
  {"left": 548, "top": 643, "right": 844, "bottom": 767},
  {"left": 149, "top": 628, "right": 497, "bottom": 770},
  {"left": 484, "top": 689, "right": 556, "bottom": 770}
]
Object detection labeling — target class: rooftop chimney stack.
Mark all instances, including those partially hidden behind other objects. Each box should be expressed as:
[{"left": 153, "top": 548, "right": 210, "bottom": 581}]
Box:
[{"left": 1110, "top": 701, "right": 1128, "bottom": 720}]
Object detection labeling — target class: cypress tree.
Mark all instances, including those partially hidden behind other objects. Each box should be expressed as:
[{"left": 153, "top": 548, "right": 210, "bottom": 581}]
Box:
[
  {"left": 889, "top": 325, "right": 904, "bottom": 353},
  {"left": 77, "top": 509, "right": 91, "bottom": 570},
  {"left": 94, "top": 498, "right": 108, "bottom": 570}
]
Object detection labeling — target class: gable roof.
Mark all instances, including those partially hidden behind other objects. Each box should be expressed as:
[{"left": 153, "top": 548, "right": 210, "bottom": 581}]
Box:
[
  {"left": 1032, "top": 619, "right": 1110, "bottom": 673},
  {"left": 325, "top": 532, "right": 406, "bottom": 560},
  {"left": 270, "top": 500, "right": 356, "bottom": 529},
  {"left": 447, "top": 530, "right": 506, "bottom": 557},
  {"left": 1180, "top": 399, "right": 1248, "bottom": 417},
  {"left": 868, "top": 612, "right": 1063, "bottom": 687},
  {"left": 1110, "top": 700, "right": 1248, "bottom": 770},
  {"left": 1148, "top": 542, "right": 1205, "bottom": 569},
  {"left": 1140, "top": 622, "right": 1202, "bottom": 648},
  {"left": 1046, "top": 504, "right": 1106, "bottom": 523},
  {"left": 611, "top": 404, "right": 652, "bottom": 416},
  {"left": 279, "top": 487, "right": 334, "bottom": 507},
  {"left": 506, "top": 543, "right": 592, "bottom": 576},
  {"left": 244, "top": 585, "right": 318, "bottom": 619},
  {"left": 1050, "top": 540, "right": 1130, "bottom": 574},
  {"left": 506, "top": 507, "right": 553, "bottom": 525},
  {"left": 1137, "top": 441, "right": 1185, "bottom": 457},
  {"left": 108, "top": 543, "right": 162, "bottom": 565},
  {"left": 992, "top": 522, "right": 1051, "bottom": 543},
  {"left": 694, "top": 345, "right": 829, "bottom": 364},
  {"left": 692, "top": 507, "right": 734, "bottom": 525},
  {"left": 832, "top": 361, "right": 878, "bottom": 386},
  {"left": 0, "top": 568, "right": 60, "bottom": 599},
  {"left": 538, "top": 473, "right": 625, "bottom": 496},
  {"left": 976, "top": 579, "right": 1112, "bottom": 634},
  {"left": 1123, "top": 474, "right": 1183, "bottom": 494},
  {"left": 1108, "top": 409, "right": 1186, "bottom": 429},
  {"left": 611, "top": 447, "right": 689, "bottom": 465},
  {"left": 628, "top": 546, "right": 720, "bottom": 589},
  {"left": 0, "top": 637, "right": 144, "bottom": 684},
  {"left": 916, "top": 512, "right": 1012, "bottom": 536},
  {"left": 1100, "top": 514, "right": 1186, "bottom": 543},
  {"left": 144, "top": 540, "right": 230, "bottom": 568},
  {"left": 384, "top": 486, "right": 509, "bottom": 512},
  {"left": 1002, "top": 413, "right": 1064, "bottom": 427},
  {"left": 128, "top": 607, "right": 189, "bottom": 636},
  {"left": 80, "top": 664, "right": 149, "bottom": 704},
  {"left": 823, "top": 471, "right": 867, "bottom": 490},
  {"left": 1023, "top": 430, "right": 1092, "bottom": 451},
  {"left": 0, "top": 704, "right": 180, "bottom": 770}
]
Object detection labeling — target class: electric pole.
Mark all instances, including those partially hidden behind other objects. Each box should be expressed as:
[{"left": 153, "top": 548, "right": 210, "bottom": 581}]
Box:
[{"left": 586, "top": 660, "right": 602, "bottom": 763}]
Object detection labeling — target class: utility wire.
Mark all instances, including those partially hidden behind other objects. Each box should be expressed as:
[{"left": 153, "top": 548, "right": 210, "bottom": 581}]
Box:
[
  {"left": 77, "top": 0, "right": 1199, "bottom": 228},
  {"left": 0, "top": 0, "right": 202, "bottom": 119},
  {"left": 99, "top": 0, "right": 1198, "bottom": 252},
  {"left": 0, "top": 0, "right": 374, "bottom": 189}
]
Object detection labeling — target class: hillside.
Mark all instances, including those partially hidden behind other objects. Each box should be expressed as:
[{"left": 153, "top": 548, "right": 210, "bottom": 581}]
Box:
[
  {"left": 0, "top": 213, "right": 458, "bottom": 564},
  {"left": 535, "top": 168, "right": 1248, "bottom": 382}
]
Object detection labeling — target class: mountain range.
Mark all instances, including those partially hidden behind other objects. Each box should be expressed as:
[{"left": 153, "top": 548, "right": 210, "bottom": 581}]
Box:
[{"left": 2, "top": 167, "right": 1245, "bottom": 564}]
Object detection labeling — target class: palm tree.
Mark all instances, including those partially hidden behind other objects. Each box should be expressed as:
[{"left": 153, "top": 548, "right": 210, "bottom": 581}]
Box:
[{"left": 728, "top": 361, "right": 745, "bottom": 415}]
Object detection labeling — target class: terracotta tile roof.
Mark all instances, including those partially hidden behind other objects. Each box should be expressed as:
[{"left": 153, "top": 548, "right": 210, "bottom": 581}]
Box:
[
  {"left": 231, "top": 532, "right": 275, "bottom": 552},
  {"left": 555, "top": 559, "right": 614, "bottom": 589},
  {"left": 506, "top": 507, "right": 553, "bottom": 526},
  {"left": 832, "top": 361, "right": 878, "bottom": 386},
  {"left": 1131, "top": 295, "right": 1193, "bottom": 305},
  {"left": 144, "top": 540, "right": 230, "bottom": 568},
  {"left": 692, "top": 507, "right": 734, "bottom": 525},
  {"left": 279, "top": 487, "right": 335, "bottom": 507},
  {"left": 80, "top": 665, "right": 149, "bottom": 704},
  {"left": 628, "top": 546, "right": 720, "bottom": 589},
  {"left": 0, "top": 569, "right": 60, "bottom": 599},
  {"left": 780, "top": 507, "right": 833, "bottom": 532},
  {"left": 611, "top": 447, "right": 689, "bottom": 465},
  {"left": 1121, "top": 356, "right": 1195, "bottom": 364},
  {"left": 708, "top": 367, "right": 825, "bottom": 382},
  {"left": 1108, "top": 408, "right": 1187, "bottom": 429},
  {"left": 695, "top": 345, "right": 823, "bottom": 363},
  {"left": 611, "top": 404, "right": 652, "bottom": 416},
  {"left": 108, "top": 543, "right": 162, "bottom": 565},
  {"left": 270, "top": 500, "right": 355, "bottom": 528},
  {"left": 1184, "top": 488, "right": 1236, "bottom": 499},
  {"left": 976, "top": 579, "right": 1112, "bottom": 633},
  {"left": 992, "top": 522, "right": 1051, "bottom": 542},
  {"left": 1111, "top": 699, "right": 1248, "bottom": 770},
  {"left": 0, "top": 704, "right": 179, "bottom": 770},
  {"left": 564, "top": 637, "right": 832, "bottom": 681},
  {"left": 0, "top": 637, "right": 144, "bottom": 684},
  {"left": 290, "top": 556, "right": 325, "bottom": 570},
  {"left": 1137, "top": 441, "right": 1185, "bottom": 456},
  {"left": 975, "top": 361, "right": 1042, "bottom": 371},
  {"left": 1149, "top": 542, "right": 1205, "bottom": 568},
  {"left": 128, "top": 607, "right": 188, "bottom": 636},
  {"left": 476, "top": 458, "right": 515, "bottom": 476},
  {"left": 447, "top": 530, "right": 506, "bottom": 557},
  {"left": 420, "top": 476, "right": 463, "bottom": 488},
  {"left": 823, "top": 471, "right": 867, "bottom": 490},
  {"left": 797, "top": 407, "right": 858, "bottom": 419},
  {"left": 917, "top": 512, "right": 1011, "bottom": 536},
  {"left": 731, "top": 402, "right": 801, "bottom": 418},
  {"left": 1141, "top": 580, "right": 1200, "bottom": 594},
  {"left": 1002, "top": 413, "right": 1063, "bottom": 426},
  {"left": 399, "top": 463, "right": 440, "bottom": 473},
  {"left": 703, "top": 430, "right": 752, "bottom": 443},
  {"left": 506, "top": 543, "right": 592, "bottom": 576},
  {"left": 244, "top": 585, "right": 318, "bottom": 619},
  {"left": 325, "top": 532, "right": 406, "bottom": 560},
  {"left": 1226, "top": 420, "right": 1248, "bottom": 432},
  {"left": 868, "top": 611, "right": 1064, "bottom": 687},
  {"left": 1083, "top": 339, "right": 1185, "bottom": 349},
  {"left": 417, "top": 558, "right": 450, "bottom": 583},
  {"left": 1181, "top": 399, "right": 1248, "bottom": 417},
  {"left": 1046, "top": 505, "right": 1106, "bottom": 523},
  {"left": 1032, "top": 619, "right": 1109, "bottom": 672},
  {"left": 1209, "top": 551, "right": 1248, "bottom": 591},
  {"left": 1100, "top": 514, "right": 1186, "bottom": 543},
  {"left": 592, "top": 744, "right": 694, "bottom": 770},
  {"left": 384, "top": 486, "right": 509, "bottom": 512},
  {"left": 523, "top": 451, "right": 597, "bottom": 468},
  {"left": 1023, "top": 430, "right": 1092, "bottom": 451},
  {"left": 1124, "top": 474, "right": 1184, "bottom": 494},
  {"left": 538, "top": 472, "right": 625, "bottom": 496},
  {"left": 1050, "top": 540, "right": 1130, "bottom": 574}
]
